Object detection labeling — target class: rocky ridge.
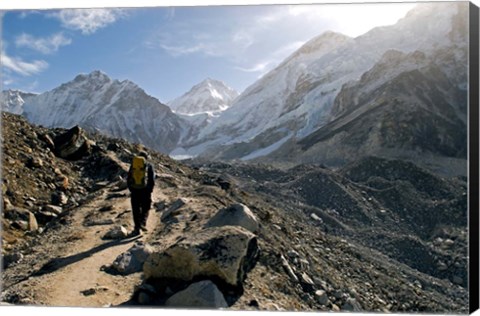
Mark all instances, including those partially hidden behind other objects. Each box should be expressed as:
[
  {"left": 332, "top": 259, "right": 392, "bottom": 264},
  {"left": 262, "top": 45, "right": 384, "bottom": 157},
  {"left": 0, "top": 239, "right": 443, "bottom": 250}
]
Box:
[{"left": 1, "top": 112, "right": 468, "bottom": 313}]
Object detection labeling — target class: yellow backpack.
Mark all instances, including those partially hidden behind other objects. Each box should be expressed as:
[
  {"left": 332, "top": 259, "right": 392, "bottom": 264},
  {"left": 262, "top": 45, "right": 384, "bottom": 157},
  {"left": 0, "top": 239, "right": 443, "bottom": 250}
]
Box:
[{"left": 129, "top": 156, "right": 148, "bottom": 189}]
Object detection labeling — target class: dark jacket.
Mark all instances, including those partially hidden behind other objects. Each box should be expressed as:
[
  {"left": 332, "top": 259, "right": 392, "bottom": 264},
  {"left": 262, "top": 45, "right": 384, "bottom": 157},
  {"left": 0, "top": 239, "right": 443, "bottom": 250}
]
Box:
[{"left": 127, "top": 162, "right": 155, "bottom": 193}]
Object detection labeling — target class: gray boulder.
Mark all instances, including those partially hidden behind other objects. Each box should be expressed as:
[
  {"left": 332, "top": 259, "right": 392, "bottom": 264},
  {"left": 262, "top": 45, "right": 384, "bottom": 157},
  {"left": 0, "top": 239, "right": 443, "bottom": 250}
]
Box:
[
  {"left": 165, "top": 280, "right": 228, "bottom": 308},
  {"left": 342, "top": 298, "right": 363, "bottom": 312},
  {"left": 144, "top": 226, "right": 259, "bottom": 287},
  {"left": 315, "top": 290, "right": 329, "bottom": 305},
  {"left": 112, "top": 242, "right": 153, "bottom": 275},
  {"left": 205, "top": 204, "right": 259, "bottom": 233}
]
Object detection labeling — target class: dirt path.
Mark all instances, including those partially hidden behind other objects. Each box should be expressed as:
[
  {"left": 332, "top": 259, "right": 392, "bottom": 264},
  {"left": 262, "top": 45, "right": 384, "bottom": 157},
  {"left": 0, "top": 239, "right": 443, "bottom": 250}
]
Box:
[{"left": 5, "top": 183, "right": 167, "bottom": 308}]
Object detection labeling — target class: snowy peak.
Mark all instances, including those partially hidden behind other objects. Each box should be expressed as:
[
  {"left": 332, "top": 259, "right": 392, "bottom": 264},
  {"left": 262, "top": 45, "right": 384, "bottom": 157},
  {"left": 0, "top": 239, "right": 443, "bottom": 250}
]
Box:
[
  {"left": 284, "top": 31, "right": 352, "bottom": 64},
  {"left": 1, "top": 90, "right": 37, "bottom": 115},
  {"left": 168, "top": 78, "right": 239, "bottom": 115}
]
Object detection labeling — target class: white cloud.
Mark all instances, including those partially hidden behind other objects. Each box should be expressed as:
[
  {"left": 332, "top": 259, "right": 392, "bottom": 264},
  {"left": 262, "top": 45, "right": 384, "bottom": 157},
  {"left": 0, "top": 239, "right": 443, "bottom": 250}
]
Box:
[
  {"left": 15, "top": 33, "right": 72, "bottom": 54},
  {"left": 50, "top": 8, "right": 126, "bottom": 35},
  {"left": 160, "top": 43, "right": 210, "bottom": 57},
  {"left": 1, "top": 52, "right": 49, "bottom": 76},
  {"left": 235, "top": 41, "right": 305, "bottom": 76}
]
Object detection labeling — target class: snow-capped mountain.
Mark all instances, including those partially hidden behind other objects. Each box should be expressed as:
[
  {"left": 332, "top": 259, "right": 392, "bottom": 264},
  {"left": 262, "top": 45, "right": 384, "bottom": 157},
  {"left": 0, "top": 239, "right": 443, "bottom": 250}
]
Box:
[
  {"left": 21, "top": 70, "right": 187, "bottom": 153},
  {"left": 1, "top": 90, "right": 37, "bottom": 114},
  {"left": 168, "top": 78, "right": 239, "bottom": 115},
  {"left": 177, "top": 2, "right": 468, "bottom": 161}
]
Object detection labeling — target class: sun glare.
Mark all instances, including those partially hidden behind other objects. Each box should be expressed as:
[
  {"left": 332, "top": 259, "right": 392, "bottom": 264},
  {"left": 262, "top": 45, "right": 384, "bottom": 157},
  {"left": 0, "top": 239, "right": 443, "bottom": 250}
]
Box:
[{"left": 289, "top": 2, "right": 418, "bottom": 37}]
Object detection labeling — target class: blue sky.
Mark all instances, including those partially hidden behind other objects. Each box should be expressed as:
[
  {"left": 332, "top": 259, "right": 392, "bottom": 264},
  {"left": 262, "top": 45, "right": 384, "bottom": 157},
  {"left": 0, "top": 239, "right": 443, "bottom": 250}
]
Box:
[{"left": 1, "top": 1, "right": 421, "bottom": 103}]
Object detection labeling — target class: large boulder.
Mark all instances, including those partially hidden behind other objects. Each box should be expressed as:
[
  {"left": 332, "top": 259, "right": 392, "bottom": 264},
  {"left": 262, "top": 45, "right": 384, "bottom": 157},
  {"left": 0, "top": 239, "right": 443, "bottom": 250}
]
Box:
[
  {"left": 53, "top": 126, "right": 91, "bottom": 160},
  {"left": 144, "top": 226, "right": 259, "bottom": 287},
  {"left": 205, "top": 204, "right": 259, "bottom": 233},
  {"left": 164, "top": 280, "right": 228, "bottom": 308}
]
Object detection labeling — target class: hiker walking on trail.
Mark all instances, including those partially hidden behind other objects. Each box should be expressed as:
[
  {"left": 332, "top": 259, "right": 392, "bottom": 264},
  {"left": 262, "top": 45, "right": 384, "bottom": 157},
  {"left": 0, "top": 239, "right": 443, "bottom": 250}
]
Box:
[{"left": 127, "top": 151, "right": 155, "bottom": 236}]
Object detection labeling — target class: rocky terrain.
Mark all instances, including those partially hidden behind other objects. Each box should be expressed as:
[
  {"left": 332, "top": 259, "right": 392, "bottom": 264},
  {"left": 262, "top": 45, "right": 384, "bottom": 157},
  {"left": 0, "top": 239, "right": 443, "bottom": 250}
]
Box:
[{"left": 1, "top": 111, "right": 469, "bottom": 313}]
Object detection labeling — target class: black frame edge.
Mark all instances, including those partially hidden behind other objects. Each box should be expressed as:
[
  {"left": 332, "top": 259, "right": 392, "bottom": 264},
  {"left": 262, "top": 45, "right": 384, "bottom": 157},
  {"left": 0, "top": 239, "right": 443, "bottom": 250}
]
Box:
[{"left": 470, "top": 1, "right": 480, "bottom": 314}]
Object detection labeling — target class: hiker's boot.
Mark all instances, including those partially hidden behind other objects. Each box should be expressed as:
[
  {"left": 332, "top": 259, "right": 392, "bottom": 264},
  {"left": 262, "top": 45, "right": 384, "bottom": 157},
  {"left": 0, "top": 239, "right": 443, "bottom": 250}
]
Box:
[{"left": 128, "top": 229, "right": 141, "bottom": 237}]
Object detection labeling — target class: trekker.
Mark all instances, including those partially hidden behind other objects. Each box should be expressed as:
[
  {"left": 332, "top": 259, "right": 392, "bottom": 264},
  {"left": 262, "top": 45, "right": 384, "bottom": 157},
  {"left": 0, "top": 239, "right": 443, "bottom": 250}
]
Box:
[{"left": 127, "top": 151, "right": 155, "bottom": 236}]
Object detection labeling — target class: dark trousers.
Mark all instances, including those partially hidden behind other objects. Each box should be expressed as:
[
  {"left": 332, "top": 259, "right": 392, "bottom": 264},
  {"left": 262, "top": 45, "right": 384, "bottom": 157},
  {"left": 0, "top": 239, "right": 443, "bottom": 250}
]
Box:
[{"left": 131, "top": 190, "right": 152, "bottom": 231}]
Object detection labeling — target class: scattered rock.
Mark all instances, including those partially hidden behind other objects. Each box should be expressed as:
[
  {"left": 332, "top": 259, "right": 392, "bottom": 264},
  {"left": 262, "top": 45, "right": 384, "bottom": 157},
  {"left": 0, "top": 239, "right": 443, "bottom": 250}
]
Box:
[
  {"left": 136, "top": 284, "right": 157, "bottom": 305},
  {"left": 85, "top": 218, "right": 115, "bottom": 226},
  {"left": 3, "top": 252, "right": 24, "bottom": 269},
  {"left": 99, "top": 205, "right": 114, "bottom": 213},
  {"left": 310, "top": 213, "right": 323, "bottom": 223},
  {"left": 106, "top": 193, "right": 127, "bottom": 200},
  {"left": 437, "top": 261, "right": 448, "bottom": 271},
  {"left": 342, "top": 298, "right": 363, "bottom": 312},
  {"left": 36, "top": 210, "right": 58, "bottom": 224},
  {"left": 331, "top": 303, "right": 341, "bottom": 311},
  {"left": 160, "top": 198, "right": 187, "bottom": 221},
  {"left": 315, "top": 290, "right": 329, "bottom": 305},
  {"left": 51, "top": 192, "right": 68, "bottom": 205},
  {"left": 280, "top": 255, "right": 298, "bottom": 282},
  {"left": 144, "top": 226, "right": 259, "bottom": 287},
  {"left": 27, "top": 157, "right": 43, "bottom": 168},
  {"left": 4, "top": 207, "right": 38, "bottom": 231},
  {"left": 80, "top": 286, "right": 108, "bottom": 297},
  {"left": 300, "top": 273, "right": 315, "bottom": 292},
  {"left": 103, "top": 225, "right": 129, "bottom": 240},
  {"left": 287, "top": 250, "right": 300, "bottom": 259},
  {"left": 39, "top": 133, "right": 55, "bottom": 150},
  {"left": 43, "top": 205, "right": 63, "bottom": 215},
  {"left": 205, "top": 203, "right": 259, "bottom": 233},
  {"left": 154, "top": 201, "right": 167, "bottom": 212},
  {"left": 452, "top": 276, "right": 463, "bottom": 285}
]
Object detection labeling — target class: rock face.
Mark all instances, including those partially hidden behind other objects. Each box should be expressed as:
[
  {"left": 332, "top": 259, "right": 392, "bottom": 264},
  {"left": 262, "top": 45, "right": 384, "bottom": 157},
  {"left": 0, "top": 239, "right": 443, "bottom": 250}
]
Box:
[
  {"left": 164, "top": 280, "right": 228, "bottom": 309},
  {"left": 143, "top": 226, "right": 259, "bottom": 287},
  {"left": 205, "top": 204, "right": 259, "bottom": 233}
]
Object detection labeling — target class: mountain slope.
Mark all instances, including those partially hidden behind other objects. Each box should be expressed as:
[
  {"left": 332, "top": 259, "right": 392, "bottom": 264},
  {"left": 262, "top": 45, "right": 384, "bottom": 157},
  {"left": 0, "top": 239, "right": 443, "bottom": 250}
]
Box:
[
  {"left": 179, "top": 2, "right": 468, "bottom": 163},
  {"left": 260, "top": 8, "right": 468, "bottom": 176},
  {"left": 21, "top": 70, "right": 187, "bottom": 153},
  {"left": 1, "top": 112, "right": 469, "bottom": 313},
  {"left": 168, "top": 78, "right": 239, "bottom": 115}
]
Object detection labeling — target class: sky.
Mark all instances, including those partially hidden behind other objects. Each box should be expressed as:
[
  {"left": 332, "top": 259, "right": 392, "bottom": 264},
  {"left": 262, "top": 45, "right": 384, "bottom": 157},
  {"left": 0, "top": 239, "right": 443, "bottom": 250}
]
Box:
[{"left": 0, "top": 0, "right": 461, "bottom": 104}]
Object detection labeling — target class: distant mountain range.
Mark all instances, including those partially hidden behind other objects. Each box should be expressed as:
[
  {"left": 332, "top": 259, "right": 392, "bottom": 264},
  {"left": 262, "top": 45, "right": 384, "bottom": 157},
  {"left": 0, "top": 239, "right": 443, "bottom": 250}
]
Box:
[
  {"left": 3, "top": 71, "right": 186, "bottom": 153},
  {"left": 1, "top": 2, "right": 470, "bottom": 176}
]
